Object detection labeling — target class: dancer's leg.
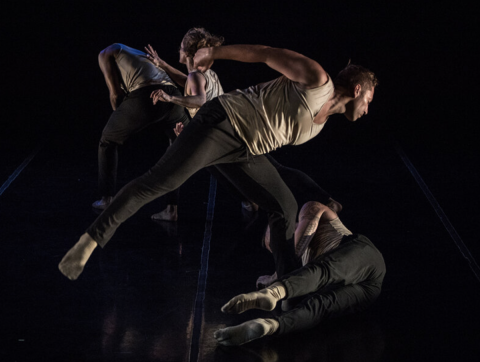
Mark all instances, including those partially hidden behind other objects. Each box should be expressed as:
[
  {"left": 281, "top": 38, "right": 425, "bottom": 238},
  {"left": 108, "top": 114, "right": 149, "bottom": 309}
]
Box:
[
  {"left": 221, "top": 282, "right": 286, "bottom": 314},
  {"left": 215, "top": 279, "right": 381, "bottom": 345},
  {"left": 215, "top": 155, "right": 300, "bottom": 278},
  {"left": 265, "top": 154, "right": 341, "bottom": 212},
  {"left": 277, "top": 280, "right": 382, "bottom": 335},
  {"left": 281, "top": 235, "right": 386, "bottom": 298},
  {"left": 151, "top": 133, "right": 180, "bottom": 221},
  {"left": 58, "top": 233, "right": 97, "bottom": 280},
  {"left": 91, "top": 108, "right": 242, "bottom": 247},
  {"left": 214, "top": 318, "right": 279, "bottom": 346},
  {"left": 221, "top": 235, "right": 385, "bottom": 315},
  {"left": 60, "top": 100, "right": 242, "bottom": 279},
  {"left": 96, "top": 85, "right": 186, "bottom": 204}
]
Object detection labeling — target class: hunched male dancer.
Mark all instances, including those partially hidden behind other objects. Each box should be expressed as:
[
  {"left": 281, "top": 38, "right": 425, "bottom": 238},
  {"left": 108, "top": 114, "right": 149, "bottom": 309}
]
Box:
[{"left": 93, "top": 43, "right": 188, "bottom": 209}]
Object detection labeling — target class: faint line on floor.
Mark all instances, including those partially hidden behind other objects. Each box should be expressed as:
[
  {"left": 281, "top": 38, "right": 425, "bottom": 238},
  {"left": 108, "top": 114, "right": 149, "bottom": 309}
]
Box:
[
  {"left": 395, "top": 143, "right": 480, "bottom": 282},
  {"left": 0, "top": 143, "right": 43, "bottom": 197},
  {"left": 189, "top": 175, "right": 217, "bottom": 362}
]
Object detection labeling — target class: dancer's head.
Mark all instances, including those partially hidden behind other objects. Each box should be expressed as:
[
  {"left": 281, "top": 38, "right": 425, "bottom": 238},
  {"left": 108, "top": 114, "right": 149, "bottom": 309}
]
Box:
[
  {"left": 334, "top": 63, "right": 378, "bottom": 122},
  {"left": 179, "top": 27, "right": 224, "bottom": 65}
]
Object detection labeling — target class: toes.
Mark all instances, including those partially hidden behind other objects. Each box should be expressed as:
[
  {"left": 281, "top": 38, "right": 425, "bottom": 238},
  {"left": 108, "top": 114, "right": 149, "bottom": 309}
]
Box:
[{"left": 221, "top": 296, "right": 243, "bottom": 314}]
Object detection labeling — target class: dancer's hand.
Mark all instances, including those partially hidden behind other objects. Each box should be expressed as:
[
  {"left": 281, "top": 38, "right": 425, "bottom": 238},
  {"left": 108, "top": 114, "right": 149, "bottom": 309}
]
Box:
[
  {"left": 145, "top": 44, "right": 166, "bottom": 68},
  {"left": 193, "top": 47, "right": 214, "bottom": 72},
  {"left": 151, "top": 89, "right": 171, "bottom": 104},
  {"left": 173, "top": 122, "right": 184, "bottom": 137}
]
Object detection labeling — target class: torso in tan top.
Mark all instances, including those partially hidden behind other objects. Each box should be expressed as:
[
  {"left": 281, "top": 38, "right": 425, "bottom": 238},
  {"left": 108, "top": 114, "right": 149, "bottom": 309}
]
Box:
[
  {"left": 113, "top": 44, "right": 175, "bottom": 93},
  {"left": 185, "top": 69, "right": 224, "bottom": 118},
  {"left": 301, "top": 217, "right": 352, "bottom": 266},
  {"left": 218, "top": 75, "right": 334, "bottom": 155}
]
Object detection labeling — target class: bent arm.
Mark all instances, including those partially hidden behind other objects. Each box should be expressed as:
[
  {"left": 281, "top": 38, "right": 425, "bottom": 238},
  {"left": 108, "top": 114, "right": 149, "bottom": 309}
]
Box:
[
  {"left": 159, "top": 61, "right": 188, "bottom": 87},
  {"left": 295, "top": 201, "right": 337, "bottom": 257},
  {"left": 195, "top": 45, "right": 327, "bottom": 88},
  {"left": 155, "top": 72, "right": 207, "bottom": 108},
  {"left": 98, "top": 44, "right": 125, "bottom": 110}
]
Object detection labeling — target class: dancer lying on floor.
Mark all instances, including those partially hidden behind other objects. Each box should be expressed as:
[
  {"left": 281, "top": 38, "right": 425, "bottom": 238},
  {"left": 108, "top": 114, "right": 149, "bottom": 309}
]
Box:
[
  {"left": 59, "top": 43, "right": 377, "bottom": 281},
  {"left": 214, "top": 201, "right": 386, "bottom": 346}
]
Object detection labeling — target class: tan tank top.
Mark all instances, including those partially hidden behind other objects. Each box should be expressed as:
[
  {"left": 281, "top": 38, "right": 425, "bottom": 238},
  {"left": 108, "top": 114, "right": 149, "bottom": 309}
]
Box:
[
  {"left": 185, "top": 69, "right": 224, "bottom": 118},
  {"left": 301, "top": 217, "right": 352, "bottom": 266},
  {"left": 114, "top": 44, "right": 175, "bottom": 93},
  {"left": 218, "top": 75, "right": 334, "bottom": 155}
]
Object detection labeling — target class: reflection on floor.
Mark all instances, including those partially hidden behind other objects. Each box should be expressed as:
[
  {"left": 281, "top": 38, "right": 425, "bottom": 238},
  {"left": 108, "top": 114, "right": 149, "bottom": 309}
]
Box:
[{"left": 1, "top": 123, "right": 480, "bottom": 362}]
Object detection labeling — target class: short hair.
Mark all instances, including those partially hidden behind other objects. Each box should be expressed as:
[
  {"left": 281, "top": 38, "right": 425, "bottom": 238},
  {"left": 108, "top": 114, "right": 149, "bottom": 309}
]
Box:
[
  {"left": 334, "top": 62, "right": 378, "bottom": 92},
  {"left": 182, "top": 27, "right": 224, "bottom": 58}
]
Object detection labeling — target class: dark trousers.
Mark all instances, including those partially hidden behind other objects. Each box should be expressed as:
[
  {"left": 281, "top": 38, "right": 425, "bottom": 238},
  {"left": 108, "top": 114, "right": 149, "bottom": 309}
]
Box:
[
  {"left": 266, "top": 155, "right": 331, "bottom": 206},
  {"left": 277, "top": 234, "right": 386, "bottom": 334},
  {"left": 98, "top": 84, "right": 188, "bottom": 205},
  {"left": 207, "top": 154, "right": 332, "bottom": 207},
  {"left": 88, "top": 99, "right": 301, "bottom": 277}
]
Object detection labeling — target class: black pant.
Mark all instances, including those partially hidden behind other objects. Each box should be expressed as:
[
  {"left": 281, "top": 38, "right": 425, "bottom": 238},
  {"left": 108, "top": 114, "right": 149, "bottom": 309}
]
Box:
[
  {"left": 207, "top": 154, "right": 332, "bottom": 207},
  {"left": 88, "top": 99, "right": 301, "bottom": 277},
  {"left": 277, "top": 234, "right": 386, "bottom": 334},
  {"left": 98, "top": 84, "right": 188, "bottom": 203}
]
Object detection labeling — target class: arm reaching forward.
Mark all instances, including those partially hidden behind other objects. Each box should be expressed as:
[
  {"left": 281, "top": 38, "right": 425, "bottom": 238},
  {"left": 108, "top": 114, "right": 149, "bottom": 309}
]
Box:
[
  {"left": 194, "top": 45, "right": 328, "bottom": 89},
  {"left": 151, "top": 71, "right": 207, "bottom": 108}
]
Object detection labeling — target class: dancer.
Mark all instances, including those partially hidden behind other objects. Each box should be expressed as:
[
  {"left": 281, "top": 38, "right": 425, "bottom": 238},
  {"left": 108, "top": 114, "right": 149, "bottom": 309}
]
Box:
[
  {"left": 93, "top": 43, "right": 189, "bottom": 209},
  {"left": 214, "top": 201, "right": 386, "bottom": 346},
  {"left": 59, "top": 43, "right": 377, "bottom": 281},
  {"left": 147, "top": 31, "right": 340, "bottom": 221},
  {"left": 144, "top": 27, "right": 225, "bottom": 221}
]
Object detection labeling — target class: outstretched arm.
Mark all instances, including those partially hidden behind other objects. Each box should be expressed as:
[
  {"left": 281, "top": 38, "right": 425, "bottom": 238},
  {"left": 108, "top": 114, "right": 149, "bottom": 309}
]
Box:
[
  {"left": 98, "top": 44, "right": 125, "bottom": 110},
  {"left": 295, "top": 201, "right": 337, "bottom": 257},
  {"left": 151, "top": 71, "right": 207, "bottom": 108},
  {"left": 194, "top": 45, "right": 328, "bottom": 89},
  {"left": 145, "top": 44, "right": 188, "bottom": 87}
]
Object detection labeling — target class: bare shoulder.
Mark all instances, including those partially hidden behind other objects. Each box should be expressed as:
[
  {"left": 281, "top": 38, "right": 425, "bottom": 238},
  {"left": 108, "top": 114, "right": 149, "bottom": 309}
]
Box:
[
  {"left": 299, "top": 201, "right": 325, "bottom": 220},
  {"left": 188, "top": 71, "right": 207, "bottom": 85}
]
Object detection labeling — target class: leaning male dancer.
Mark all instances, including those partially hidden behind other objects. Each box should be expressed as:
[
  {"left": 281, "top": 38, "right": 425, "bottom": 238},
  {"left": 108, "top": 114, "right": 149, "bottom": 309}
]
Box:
[{"left": 59, "top": 43, "right": 377, "bottom": 281}]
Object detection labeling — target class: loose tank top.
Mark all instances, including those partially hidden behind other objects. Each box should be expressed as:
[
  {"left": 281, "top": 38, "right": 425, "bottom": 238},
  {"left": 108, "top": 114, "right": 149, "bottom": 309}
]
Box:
[
  {"left": 301, "top": 217, "right": 352, "bottom": 266},
  {"left": 114, "top": 44, "right": 175, "bottom": 93},
  {"left": 185, "top": 69, "right": 224, "bottom": 118},
  {"left": 218, "top": 75, "right": 334, "bottom": 155}
]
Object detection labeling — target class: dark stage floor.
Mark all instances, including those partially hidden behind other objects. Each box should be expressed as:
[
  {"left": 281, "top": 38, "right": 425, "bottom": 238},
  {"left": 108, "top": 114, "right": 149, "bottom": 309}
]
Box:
[{"left": 1, "top": 111, "right": 479, "bottom": 362}]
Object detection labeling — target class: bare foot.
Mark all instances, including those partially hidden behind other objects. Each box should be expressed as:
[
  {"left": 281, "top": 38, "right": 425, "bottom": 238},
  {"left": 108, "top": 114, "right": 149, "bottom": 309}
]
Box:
[
  {"left": 92, "top": 196, "right": 112, "bottom": 210},
  {"left": 221, "top": 282, "right": 286, "bottom": 314},
  {"left": 214, "top": 318, "right": 279, "bottom": 346},
  {"left": 151, "top": 205, "right": 178, "bottom": 221},
  {"left": 58, "top": 233, "right": 98, "bottom": 280}
]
